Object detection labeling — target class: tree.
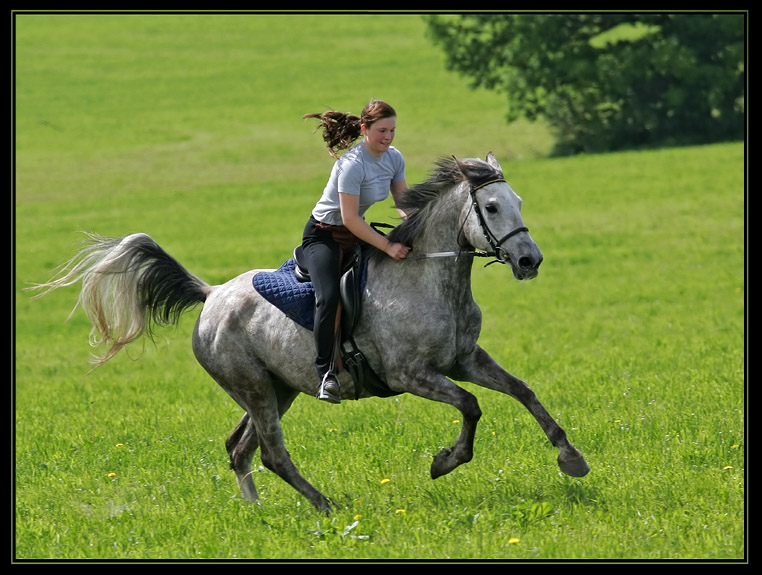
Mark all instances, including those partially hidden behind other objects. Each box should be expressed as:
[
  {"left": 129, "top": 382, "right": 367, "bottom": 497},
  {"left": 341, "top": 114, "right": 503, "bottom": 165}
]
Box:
[{"left": 425, "top": 13, "right": 745, "bottom": 154}]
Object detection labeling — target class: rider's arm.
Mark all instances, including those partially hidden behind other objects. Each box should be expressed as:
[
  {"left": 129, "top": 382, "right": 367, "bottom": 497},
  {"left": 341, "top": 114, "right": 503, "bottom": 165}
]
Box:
[
  {"left": 339, "top": 193, "right": 409, "bottom": 260},
  {"left": 390, "top": 179, "right": 408, "bottom": 220}
]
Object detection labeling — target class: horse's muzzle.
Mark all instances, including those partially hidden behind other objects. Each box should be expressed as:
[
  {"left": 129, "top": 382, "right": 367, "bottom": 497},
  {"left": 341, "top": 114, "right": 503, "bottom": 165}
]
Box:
[{"left": 508, "top": 247, "right": 543, "bottom": 280}]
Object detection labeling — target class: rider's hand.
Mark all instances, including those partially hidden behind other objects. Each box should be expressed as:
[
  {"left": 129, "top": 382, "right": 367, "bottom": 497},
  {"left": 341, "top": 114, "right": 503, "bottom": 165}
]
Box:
[{"left": 385, "top": 241, "right": 410, "bottom": 260}]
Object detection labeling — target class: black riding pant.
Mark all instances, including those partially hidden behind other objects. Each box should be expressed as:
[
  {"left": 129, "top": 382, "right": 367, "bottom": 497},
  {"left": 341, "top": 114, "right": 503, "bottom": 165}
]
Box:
[{"left": 302, "top": 216, "right": 355, "bottom": 379}]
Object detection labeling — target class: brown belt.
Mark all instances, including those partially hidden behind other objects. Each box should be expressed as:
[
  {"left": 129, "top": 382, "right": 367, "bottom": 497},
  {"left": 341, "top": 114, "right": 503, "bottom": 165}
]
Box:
[{"left": 315, "top": 221, "right": 360, "bottom": 253}]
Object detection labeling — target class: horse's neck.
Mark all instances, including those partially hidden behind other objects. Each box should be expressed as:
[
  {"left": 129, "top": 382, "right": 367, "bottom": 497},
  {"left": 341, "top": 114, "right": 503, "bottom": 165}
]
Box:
[
  {"left": 401, "top": 192, "right": 476, "bottom": 289},
  {"left": 371, "top": 247, "right": 475, "bottom": 313},
  {"left": 415, "top": 189, "right": 472, "bottom": 256}
]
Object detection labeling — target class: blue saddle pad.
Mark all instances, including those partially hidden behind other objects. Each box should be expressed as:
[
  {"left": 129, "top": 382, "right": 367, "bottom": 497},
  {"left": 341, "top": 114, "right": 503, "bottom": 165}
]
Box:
[
  {"left": 253, "top": 256, "right": 370, "bottom": 332},
  {"left": 252, "top": 259, "right": 316, "bottom": 330}
]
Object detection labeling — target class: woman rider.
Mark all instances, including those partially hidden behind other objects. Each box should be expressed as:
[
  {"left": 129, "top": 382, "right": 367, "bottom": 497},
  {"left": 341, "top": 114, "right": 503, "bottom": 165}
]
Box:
[{"left": 302, "top": 100, "right": 410, "bottom": 404}]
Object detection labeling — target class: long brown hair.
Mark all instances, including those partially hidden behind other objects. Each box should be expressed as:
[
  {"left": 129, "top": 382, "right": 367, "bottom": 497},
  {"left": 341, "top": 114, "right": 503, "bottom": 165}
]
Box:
[{"left": 304, "top": 100, "right": 397, "bottom": 158}]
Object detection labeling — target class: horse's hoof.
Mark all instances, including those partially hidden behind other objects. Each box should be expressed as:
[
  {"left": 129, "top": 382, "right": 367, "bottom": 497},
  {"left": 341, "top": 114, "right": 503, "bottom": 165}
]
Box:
[
  {"left": 558, "top": 453, "right": 590, "bottom": 477},
  {"left": 430, "top": 447, "right": 453, "bottom": 479},
  {"left": 310, "top": 495, "right": 336, "bottom": 516}
]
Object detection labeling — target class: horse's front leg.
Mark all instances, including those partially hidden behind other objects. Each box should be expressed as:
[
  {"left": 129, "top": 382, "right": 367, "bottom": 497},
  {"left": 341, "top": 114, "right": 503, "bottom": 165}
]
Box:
[
  {"left": 451, "top": 346, "right": 590, "bottom": 478},
  {"left": 392, "top": 366, "right": 482, "bottom": 479}
]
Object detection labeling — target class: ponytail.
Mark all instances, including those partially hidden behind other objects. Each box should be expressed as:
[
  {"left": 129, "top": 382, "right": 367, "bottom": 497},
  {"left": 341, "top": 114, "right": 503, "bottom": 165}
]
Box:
[
  {"left": 303, "top": 110, "right": 363, "bottom": 159},
  {"left": 304, "top": 100, "right": 397, "bottom": 159}
]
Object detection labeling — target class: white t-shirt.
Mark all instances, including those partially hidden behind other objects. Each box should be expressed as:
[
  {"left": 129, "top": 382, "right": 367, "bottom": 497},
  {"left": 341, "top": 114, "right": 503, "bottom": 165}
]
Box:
[{"left": 311, "top": 143, "right": 406, "bottom": 226}]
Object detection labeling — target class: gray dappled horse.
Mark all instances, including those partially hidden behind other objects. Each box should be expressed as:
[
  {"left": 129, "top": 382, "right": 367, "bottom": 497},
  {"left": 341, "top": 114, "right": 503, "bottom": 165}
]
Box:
[{"left": 32, "top": 153, "right": 589, "bottom": 514}]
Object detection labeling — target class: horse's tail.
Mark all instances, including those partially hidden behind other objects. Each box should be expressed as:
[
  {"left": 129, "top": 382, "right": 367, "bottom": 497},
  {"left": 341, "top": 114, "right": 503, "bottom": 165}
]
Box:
[{"left": 29, "top": 232, "right": 210, "bottom": 367}]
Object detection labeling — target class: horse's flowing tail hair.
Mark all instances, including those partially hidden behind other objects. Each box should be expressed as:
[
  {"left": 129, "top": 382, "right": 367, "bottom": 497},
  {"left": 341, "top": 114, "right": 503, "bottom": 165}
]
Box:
[{"left": 29, "top": 232, "right": 209, "bottom": 367}]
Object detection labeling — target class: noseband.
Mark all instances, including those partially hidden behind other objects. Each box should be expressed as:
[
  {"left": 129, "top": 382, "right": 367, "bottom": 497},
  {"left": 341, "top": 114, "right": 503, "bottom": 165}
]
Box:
[{"left": 468, "top": 178, "right": 529, "bottom": 265}]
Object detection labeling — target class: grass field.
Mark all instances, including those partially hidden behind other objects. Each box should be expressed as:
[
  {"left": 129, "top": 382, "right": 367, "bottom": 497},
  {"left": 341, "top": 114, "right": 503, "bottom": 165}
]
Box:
[{"left": 14, "top": 13, "right": 746, "bottom": 562}]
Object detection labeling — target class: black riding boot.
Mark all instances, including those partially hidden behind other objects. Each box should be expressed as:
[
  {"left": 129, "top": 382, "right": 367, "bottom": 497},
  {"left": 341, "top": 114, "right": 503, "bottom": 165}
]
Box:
[{"left": 317, "top": 371, "right": 341, "bottom": 404}]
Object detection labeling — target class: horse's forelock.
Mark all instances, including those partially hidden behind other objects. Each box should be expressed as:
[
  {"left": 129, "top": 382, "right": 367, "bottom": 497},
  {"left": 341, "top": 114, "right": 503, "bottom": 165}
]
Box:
[
  {"left": 396, "top": 157, "right": 502, "bottom": 213},
  {"left": 455, "top": 157, "right": 504, "bottom": 188}
]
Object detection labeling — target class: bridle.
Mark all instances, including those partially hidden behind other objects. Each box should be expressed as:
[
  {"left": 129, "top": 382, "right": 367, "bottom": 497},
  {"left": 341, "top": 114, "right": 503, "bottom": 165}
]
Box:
[
  {"left": 373, "top": 178, "right": 530, "bottom": 266},
  {"left": 401, "top": 178, "right": 528, "bottom": 266},
  {"left": 465, "top": 178, "right": 529, "bottom": 265}
]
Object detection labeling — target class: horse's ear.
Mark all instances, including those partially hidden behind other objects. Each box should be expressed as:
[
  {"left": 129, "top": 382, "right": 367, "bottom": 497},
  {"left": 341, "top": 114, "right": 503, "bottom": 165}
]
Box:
[
  {"left": 451, "top": 155, "right": 469, "bottom": 180},
  {"left": 486, "top": 151, "right": 503, "bottom": 173}
]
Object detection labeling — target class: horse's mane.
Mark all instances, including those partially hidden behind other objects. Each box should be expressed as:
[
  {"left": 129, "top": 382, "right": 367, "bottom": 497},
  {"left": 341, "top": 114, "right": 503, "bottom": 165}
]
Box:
[{"left": 385, "top": 156, "right": 503, "bottom": 248}]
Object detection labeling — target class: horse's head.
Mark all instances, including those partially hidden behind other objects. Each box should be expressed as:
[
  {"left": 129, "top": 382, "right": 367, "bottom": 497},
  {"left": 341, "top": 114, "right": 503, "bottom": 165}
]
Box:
[{"left": 456, "top": 153, "right": 543, "bottom": 280}]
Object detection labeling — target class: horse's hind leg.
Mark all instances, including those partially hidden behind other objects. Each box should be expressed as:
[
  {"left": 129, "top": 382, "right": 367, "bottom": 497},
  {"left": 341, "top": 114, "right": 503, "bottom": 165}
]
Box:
[
  {"left": 452, "top": 346, "right": 590, "bottom": 477},
  {"left": 226, "top": 382, "right": 335, "bottom": 514},
  {"left": 254, "top": 401, "right": 335, "bottom": 514},
  {"left": 226, "top": 413, "right": 260, "bottom": 502}
]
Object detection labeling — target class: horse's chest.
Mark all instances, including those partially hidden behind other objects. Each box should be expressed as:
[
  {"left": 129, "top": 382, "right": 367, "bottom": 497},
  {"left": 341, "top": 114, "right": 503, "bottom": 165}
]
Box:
[
  {"left": 364, "top": 271, "right": 480, "bottom": 353},
  {"left": 396, "top": 297, "right": 480, "bottom": 351}
]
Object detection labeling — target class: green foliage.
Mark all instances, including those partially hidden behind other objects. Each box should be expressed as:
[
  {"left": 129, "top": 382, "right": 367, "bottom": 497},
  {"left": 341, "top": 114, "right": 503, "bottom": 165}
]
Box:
[
  {"left": 14, "top": 13, "right": 745, "bottom": 562},
  {"left": 425, "top": 13, "right": 746, "bottom": 154}
]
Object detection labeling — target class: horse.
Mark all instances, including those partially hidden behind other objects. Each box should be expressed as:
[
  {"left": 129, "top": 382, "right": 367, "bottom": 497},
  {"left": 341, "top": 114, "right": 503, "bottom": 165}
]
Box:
[{"left": 31, "top": 152, "right": 590, "bottom": 514}]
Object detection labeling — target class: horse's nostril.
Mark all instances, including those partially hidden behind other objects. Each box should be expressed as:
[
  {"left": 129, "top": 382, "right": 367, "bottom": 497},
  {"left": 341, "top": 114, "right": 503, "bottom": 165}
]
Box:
[{"left": 518, "top": 256, "right": 536, "bottom": 269}]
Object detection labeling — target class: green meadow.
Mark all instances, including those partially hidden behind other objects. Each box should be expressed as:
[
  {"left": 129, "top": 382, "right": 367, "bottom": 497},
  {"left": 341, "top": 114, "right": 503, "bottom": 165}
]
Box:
[{"left": 14, "top": 13, "right": 745, "bottom": 562}]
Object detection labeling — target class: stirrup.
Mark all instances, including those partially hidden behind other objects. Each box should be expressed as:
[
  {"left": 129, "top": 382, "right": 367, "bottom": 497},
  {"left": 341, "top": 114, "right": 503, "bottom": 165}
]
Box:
[{"left": 317, "top": 371, "right": 341, "bottom": 404}]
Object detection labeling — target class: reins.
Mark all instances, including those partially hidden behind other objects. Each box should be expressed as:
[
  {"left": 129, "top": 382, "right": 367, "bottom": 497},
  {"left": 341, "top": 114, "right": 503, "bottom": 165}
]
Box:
[{"left": 371, "top": 222, "right": 490, "bottom": 263}]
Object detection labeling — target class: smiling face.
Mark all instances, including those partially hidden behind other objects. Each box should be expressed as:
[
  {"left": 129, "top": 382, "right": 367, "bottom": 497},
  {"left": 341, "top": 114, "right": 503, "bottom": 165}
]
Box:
[{"left": 362, "top": 116, "right": 396, "bottom": 157}]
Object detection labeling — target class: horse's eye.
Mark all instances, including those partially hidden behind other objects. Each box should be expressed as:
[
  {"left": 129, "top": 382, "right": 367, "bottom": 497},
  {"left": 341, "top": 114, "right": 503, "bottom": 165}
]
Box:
[{"left": 485, "top": 202, "right": 498, "bottom": 214}]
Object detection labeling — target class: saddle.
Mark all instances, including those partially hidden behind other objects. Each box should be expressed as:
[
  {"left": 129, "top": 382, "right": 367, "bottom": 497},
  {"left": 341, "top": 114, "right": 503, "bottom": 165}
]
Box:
[
  {"left": 252, "top": 245, "right": 399, "bottom": 399},
  {"left": 292, "top": 244, "right": 363, "bottom": 339}
]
